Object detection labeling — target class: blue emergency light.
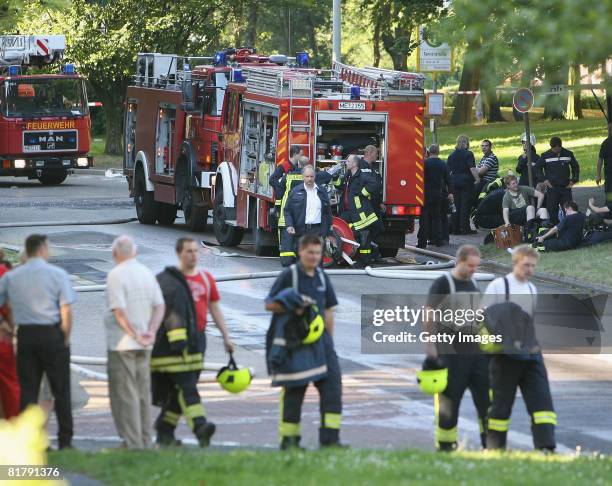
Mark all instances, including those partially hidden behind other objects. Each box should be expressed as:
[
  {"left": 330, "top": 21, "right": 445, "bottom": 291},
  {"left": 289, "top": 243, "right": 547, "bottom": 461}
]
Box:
[
  {"left": 8, "top": 65, "right": 20, "bottom": 76},
  {"left": 295, "top": 52, "right": 309, "bottom": 68},
  {"left": 213, "top": 51, "right": 227, "bottom": 66},
  {"left": 232, "top": 68, "right": 244, "bottom": 82},
  {"left": 62, "top": 63, "right": 76, "bottom": 74},
  {"left": 350, "top": 85, "right": 361, "bottom": 100}
]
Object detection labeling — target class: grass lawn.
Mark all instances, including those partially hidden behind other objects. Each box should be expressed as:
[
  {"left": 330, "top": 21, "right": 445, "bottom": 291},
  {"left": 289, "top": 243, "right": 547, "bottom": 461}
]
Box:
[
  {"left": 0, "top": 247, "right": 20, "bottom": 265},
  {"left": 436, "top": 109, "right": 609, "bottom": 185},
  {"left": 49, "top": 448, "right": 612, "bottom": 486},
  {"left": 91, "top": 138, "right": 122, "bottom": 169},
  {"left": 481, "top": 241, "right": 612, "bottom": 288}
]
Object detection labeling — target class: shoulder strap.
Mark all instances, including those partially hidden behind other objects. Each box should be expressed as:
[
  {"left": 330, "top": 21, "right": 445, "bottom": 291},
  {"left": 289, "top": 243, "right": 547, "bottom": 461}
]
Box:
[
  {"left": 317, "top": 268, "right": 326, "bottom": 292},
  {"left": 503, "top": 276, "right": 510, "bottom": 302},
  {"left": 290, "top": 264, "right": 298, "bottom": 292},
  {"left": 444, "top": 272, "right": 455, "bottom": 295}
]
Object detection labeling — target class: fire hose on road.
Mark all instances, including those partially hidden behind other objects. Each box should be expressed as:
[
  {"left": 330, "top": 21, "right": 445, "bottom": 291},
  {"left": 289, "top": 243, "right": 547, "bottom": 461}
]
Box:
[
  {"left": 68, "top": 264, "right": 495, "bottom": 381},
  {"left": 0, "top": 217, "right": 138, "bottom": 228}
]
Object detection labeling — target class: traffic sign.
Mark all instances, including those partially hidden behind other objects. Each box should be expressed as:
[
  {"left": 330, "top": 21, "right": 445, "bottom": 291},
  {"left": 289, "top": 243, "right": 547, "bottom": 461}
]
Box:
[{"left": 513, "top": 88, "right": 534, "bottom": 113}]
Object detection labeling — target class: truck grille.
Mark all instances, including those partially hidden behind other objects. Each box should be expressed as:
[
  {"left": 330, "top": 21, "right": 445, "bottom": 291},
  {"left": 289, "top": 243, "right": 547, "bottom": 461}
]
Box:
[{"left": 23, "top": 130, "right": 78, "bottom": 152}]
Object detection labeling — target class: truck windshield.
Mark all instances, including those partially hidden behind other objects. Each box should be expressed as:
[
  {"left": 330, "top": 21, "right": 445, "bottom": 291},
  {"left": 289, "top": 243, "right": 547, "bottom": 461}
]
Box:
[{"left": 3, "top": 77, "right": 88, "bottom": 118}]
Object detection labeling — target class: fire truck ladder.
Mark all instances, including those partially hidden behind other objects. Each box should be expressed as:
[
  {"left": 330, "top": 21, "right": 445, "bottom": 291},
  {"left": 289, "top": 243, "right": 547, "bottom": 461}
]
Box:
[
  {"left": 331, "top": 61, "right": 425, "bottom": 96},
  {"left": 287, "top": 77, "right": 313, "bottom": 155}
]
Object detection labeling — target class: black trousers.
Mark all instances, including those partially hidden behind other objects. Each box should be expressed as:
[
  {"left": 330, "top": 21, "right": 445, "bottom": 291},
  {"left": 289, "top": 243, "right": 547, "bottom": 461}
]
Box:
[
  {"left": 17, "top": 324, "right": 73, "bottom": 447},
  {"left": 436, "top": 353, "right": 490, "bottom": 451},
  {"left": 546, "top": 186, "right": 572, "bottom": 225},
  {"left": 543, "top": 237, "right": 575, "bottom": 252},
  {"left": 356, "top": 220, "right": 382, "bottom": 265},
  {"left": 440, "top": 197, "right": 450, "bottom": 242},
  {"left": 418, "top": 194, "right": 443, "bottom": 246},
  {"left": 451, "top": 186, "right": 474, "bottom": 233},
  {"left": 487, "top": 355, "right": 556, "bottom": 450},
  {"left": 154, "top": 370, "right": 207, "bottom": 436},
  {"left": 280, "top": 334, "right": 342, "bottom": 445}
]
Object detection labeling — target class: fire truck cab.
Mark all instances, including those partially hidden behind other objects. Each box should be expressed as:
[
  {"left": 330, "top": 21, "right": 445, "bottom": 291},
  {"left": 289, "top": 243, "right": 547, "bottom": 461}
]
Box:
[
  {"left": 123, "top": 48, "right": 280, "bottom": 230},
  {"left": 0, "top": 35, "right": 93, "bottom": 185},
  {"left": 212, "top": 61, "right": 425, "bottom": 259}
]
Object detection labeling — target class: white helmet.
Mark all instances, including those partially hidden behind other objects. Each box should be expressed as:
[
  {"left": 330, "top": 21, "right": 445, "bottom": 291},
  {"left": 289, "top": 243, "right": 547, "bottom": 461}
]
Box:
[{"left": 521, "top": 132, "right": 536, "bottom": 145}]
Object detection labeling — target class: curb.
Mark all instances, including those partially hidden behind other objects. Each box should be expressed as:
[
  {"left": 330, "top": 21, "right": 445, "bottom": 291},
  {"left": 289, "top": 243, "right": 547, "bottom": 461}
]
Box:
[{"left": 404, "top": 245, "right": 612, "bottom": 294}]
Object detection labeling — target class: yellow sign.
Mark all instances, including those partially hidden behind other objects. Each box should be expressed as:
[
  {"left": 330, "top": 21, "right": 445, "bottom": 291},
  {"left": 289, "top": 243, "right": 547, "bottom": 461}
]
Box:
[{"left": 25, "top": 120, "right": 76, "bottom": 130}]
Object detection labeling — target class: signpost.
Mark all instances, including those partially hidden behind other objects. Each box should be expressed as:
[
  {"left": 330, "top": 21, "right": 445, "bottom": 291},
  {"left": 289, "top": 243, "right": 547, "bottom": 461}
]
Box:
[
  {"left": 417, "top": 26, "right": 452, "bottom": 146},
  {"left": 513, "top": 88, "right": 535, "bottom": 188}
]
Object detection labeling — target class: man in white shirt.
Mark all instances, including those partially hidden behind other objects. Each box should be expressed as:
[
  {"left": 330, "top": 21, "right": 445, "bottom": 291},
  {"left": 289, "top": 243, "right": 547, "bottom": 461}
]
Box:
[
  {"left": 483, "top": 245, "right": 556, "bottom": 451},
  {"left": 284, "top": 165, "right": 333, "bottom": 259},
  {"left": 105, "top": 235, "right": 165, "bottom": 449}
]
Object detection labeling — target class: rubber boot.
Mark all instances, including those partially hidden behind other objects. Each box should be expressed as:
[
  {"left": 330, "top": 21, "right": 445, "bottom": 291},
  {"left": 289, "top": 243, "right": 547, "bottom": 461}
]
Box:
[
  {"left": 194, "top": 421, "right": 216, "bottom": 448},
  {"left": 280, "top": 436, "right": 303, "bottom": 451},
  {"left": 319, "top": 428, "right": 347, "bottom": 448}
]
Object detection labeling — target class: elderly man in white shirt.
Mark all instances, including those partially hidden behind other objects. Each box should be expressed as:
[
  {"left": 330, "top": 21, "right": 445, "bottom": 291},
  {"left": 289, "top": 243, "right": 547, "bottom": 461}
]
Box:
[
  {"left": 284, "top": 165, "right": 333, "bottom": 247},
  {"left": 105, "top": 235, "right": 165, "bottom": 449}
]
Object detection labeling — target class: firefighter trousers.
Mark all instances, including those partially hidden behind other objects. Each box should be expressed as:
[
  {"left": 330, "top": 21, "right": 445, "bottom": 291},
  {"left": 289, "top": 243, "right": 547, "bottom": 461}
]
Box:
[
  {"left": 279, "top": 228, "right": 297, "bottom": 267},
  {"left": 546, "top": 187, "right": 572, "bottom": 225},
  {"left": 487, "top": 354, "right": 556, "bottom": 450},
  {"left": 279, "top": 335, "right": 342, "bottom": 445},
  {"left": 154, "top": 370, "right": 207, "bottom": 438},
  {"left": 435, "top": 354, "right": 490, "bottom": 451},
  {"left": 355, "top": 221, "right": 382, "bottom": 265}
]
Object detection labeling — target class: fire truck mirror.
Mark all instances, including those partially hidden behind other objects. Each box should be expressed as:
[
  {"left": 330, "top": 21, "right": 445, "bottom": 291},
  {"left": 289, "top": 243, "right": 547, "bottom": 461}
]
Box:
[{"left": 181, "top": 79, "right": 195, "bottom": 113}]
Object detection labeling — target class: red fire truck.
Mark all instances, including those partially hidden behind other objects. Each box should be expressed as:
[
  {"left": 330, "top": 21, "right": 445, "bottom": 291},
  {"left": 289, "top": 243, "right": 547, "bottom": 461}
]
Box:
[
  {"left": 0, "top": 35, "right": 93, "bottom": 185},
  {"left": 123, "top": 48, "right": 280, "bottom": 230},
  {"left": 213, "top": 61, "right": 425, "bottom": 259}
]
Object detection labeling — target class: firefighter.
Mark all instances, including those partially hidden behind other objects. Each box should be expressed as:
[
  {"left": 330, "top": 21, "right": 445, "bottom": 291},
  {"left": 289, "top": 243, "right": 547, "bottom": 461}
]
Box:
[
  {"left": 265, "top": 234, "right": 343, "bottom": 449},
  {"left": 424, "top": 245, "right": 489, "bottom": 451},
  {"left": 535, "top": 136, "right": 580, "bottom": 225},
  {"left": 534, "top": 200, "right": 585, "bottom": 252},
  {"left": 516, "top": 133, "right": 539, "bottom": 187},
  {"left": 269, "top": 145, "right": 304, "bottom": 217},
  {"left": 338, "top": 154, "right": 383, "bottom": 266},
  {"left": 358, "top": 145, "right": 384, "bottom": 214},
  {"left": 483, "top": 245, "right": 556, "bottom": 451},
  {"left": 151, "top": 240, "right": 231, "bottom": 447}
]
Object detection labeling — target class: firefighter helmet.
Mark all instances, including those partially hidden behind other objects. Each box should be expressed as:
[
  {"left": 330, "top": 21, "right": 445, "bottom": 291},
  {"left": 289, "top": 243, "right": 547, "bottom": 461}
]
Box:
[
  {"left": 302, "top": 308, "right": 325, "bottom": 344},
  {"left": 416, "top": 368, "right": 448, "bottom": 395},
  {"left": 520, "top": 132, "right": 536, "bottom": 146},
  {"left": 216, "top": 354, "right": 253, "bottom": 393}
]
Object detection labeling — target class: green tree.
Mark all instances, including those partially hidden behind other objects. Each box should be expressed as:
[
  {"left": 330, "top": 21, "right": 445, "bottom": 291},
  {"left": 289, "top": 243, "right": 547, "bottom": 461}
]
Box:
[
  {"left": 362, "top": 0, "right": 445, "bottom": 71},
  {"left": 19, "top": 0, "right": 228, "bottom": 155}
]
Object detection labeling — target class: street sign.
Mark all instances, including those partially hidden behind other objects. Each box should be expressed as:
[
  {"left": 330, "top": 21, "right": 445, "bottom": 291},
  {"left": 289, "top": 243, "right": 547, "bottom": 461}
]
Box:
[
  {"left": 426, "top": 93, "right": 444, "bottom": 116},
  {"left": 513, "top": 88, "right": 534, "bottom": 113},
  {"left": 416, "top": 26, "right": 452, "bottom": 73}
]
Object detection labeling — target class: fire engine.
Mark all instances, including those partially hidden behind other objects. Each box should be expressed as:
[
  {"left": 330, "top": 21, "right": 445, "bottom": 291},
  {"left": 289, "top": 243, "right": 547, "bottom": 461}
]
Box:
[
  {"left": 0, "top": 35, "right": 93, "bottom": 185},
  {"left": 124, "top": 49, "right": 425, "bottom": 261}
]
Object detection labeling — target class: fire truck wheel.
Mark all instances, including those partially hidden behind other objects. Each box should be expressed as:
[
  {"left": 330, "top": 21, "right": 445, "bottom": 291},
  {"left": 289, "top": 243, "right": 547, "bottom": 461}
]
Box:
[
  {"left": 213, "top": 185, "right": 244, "bottom": 246},
  {"left": 38, "top": 169, "right": 68, "bottom": 185},
  {"left": 157, "top": 203, "right": 177, "bottom": 226},
  {"left": 378, "top": 247, "right": 399, "bottom": 258},
  {"left": 134, "top": 169, "right": 157, "bottom": 225}
]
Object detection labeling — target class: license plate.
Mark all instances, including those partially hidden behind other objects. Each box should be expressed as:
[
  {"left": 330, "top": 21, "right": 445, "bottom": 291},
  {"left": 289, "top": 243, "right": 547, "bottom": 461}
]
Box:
[
  {"left": 338, "top": 101, "right": 366, "bottom": 110},
  {"left": 23, "top": 130, "right": 78, "bottom": 152}
]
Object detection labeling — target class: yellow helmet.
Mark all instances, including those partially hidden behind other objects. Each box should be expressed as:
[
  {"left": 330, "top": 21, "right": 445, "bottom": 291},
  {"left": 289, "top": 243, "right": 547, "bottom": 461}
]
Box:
[
  {"left": 416, "top": 368, "right": 448, "bottom": 395},
  {"left": 216, "top": 355, "right": 253, "bottom": 394},
  {"left": 302, "top": 307, "right": 325, "bottom": 344}
]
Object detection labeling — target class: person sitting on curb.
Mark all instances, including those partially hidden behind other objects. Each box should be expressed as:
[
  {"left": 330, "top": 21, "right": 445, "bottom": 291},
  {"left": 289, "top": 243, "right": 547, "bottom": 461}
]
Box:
[
  {"left": 535, "top": 201, "right": 584, "bottom": 252},
  {"left": 502, "top": 175, "right": 549, "bottom": 227},
  {"left": 588, "top": 197, "right": 612, "bottom": 224}
]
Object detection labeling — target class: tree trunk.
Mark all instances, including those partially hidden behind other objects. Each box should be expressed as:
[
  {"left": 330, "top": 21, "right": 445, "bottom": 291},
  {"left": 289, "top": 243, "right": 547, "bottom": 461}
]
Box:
[
  {"left": 245, "top": 1, "right": 258, "bottom": 48},
  {"left": 483, "top": 86, "right": 504, "bottom": 123},
  {"left": 103, "top": 95, "right": 123, "bottom": 156},
  {"left": 542, "top": 64, "right": 568, "bottom": 120},
  {"left": 373, "top": 15, "right": 381, "bottom": 67},
  {"left": 450, "top": 39, "right": 481, "bottom": 126},
  {"left": 566, "top": 63, "right": 583, "bottom": 119}
]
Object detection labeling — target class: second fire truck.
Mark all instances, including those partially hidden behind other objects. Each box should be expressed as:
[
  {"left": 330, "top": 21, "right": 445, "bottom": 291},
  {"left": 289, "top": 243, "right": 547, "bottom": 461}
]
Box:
[
  {"left": 124, "top": 50, "right": 425, "bottom": 260},
  {"left": 0, "top": 35, "right": 93, "bottom": 185}
]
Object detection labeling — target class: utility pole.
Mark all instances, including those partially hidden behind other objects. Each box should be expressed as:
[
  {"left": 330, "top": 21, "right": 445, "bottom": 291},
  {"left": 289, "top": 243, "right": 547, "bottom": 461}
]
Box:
[{"left": 332, "top": 0, "right": 341, "bottom": 62}]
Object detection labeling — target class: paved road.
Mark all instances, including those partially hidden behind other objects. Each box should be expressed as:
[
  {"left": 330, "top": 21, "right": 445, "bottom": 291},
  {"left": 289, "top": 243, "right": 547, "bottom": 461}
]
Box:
[{"left": 1, "top": 174, "right": 611, "bottom": 453}]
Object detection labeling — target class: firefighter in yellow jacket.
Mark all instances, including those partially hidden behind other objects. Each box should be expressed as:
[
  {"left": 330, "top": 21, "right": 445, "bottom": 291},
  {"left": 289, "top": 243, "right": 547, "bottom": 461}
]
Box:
[{"left": 152, "top": 264, "right": 215, "bottom": 447}]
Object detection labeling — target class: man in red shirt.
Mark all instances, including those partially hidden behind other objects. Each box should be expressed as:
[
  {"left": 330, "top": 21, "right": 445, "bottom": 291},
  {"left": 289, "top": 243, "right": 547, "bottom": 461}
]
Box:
[
  {"left": 177, "top": 238, "right": 234, "bottom": 350},
  {"left": 0, "top": 252, "right": 20, "bottom": 419}
]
